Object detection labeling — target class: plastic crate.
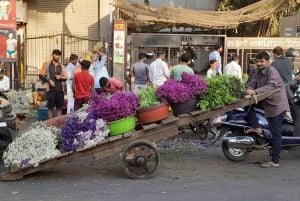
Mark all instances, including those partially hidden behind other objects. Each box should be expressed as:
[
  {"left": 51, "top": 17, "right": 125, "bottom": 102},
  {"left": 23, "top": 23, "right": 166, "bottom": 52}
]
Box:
[{"left": 37, "top": 106, "right": 48, "bottom": 121}]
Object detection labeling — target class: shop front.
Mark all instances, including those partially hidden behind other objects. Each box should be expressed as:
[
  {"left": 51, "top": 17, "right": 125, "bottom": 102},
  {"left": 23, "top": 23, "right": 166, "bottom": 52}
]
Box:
[{"left": 128, "top": 33, "right": 225, "bottom": 73}]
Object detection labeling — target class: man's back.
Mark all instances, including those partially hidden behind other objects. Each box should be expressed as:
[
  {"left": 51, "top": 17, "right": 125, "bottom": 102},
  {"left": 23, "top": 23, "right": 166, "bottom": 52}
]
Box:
[
  {"left": 172, "top": 64, "right": 194, "bottom": 80},
  {"left": 74, "top": 72, "right": 94, "bottom": 99},
  {"left": 149, "top": 58, "right": 170, "bottom": 86},
  {"left": 133, "top": 61, "right": 148, "bottom": 85},
  {"left": 271, "top": 56, "right": 293, "bottom": 84}
]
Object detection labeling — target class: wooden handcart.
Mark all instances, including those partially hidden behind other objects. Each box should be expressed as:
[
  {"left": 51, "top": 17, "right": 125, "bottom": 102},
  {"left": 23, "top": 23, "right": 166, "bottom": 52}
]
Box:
[{"left": 0, "top": 90, "right": 279, "bottom": 181}]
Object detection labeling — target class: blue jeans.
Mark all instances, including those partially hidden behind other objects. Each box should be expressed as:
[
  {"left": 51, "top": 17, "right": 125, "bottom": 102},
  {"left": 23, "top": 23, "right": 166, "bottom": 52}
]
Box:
[
  {"left": 267, "top": 111, "right": 286, "bottom": 164},
  {"left": 247, "top": 106, "right": 285, "bottom": 163}
]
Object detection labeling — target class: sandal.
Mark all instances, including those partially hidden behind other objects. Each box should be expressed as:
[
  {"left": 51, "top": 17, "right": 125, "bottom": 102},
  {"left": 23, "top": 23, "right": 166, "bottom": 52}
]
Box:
[{"left": 260, "top": 161, "right": 279, "bottom": 168}]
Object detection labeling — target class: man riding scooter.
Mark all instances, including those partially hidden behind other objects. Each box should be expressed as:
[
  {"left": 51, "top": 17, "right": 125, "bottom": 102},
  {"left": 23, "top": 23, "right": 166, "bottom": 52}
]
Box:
[{"left": 245, "top": 51, "right": 289, "bottom": 168}]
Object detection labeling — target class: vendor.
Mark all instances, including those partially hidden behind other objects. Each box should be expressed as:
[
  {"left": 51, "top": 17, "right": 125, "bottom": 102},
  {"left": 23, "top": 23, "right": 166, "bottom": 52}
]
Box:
[
  {"left": 33, "top": 79, "right": 47, "bottom": 108},
  {"left": 99, "top": 77, "right": 123, "bottom": 94},
  {"left": 0, "top": 68, "right": 9, "bottom": 92}
]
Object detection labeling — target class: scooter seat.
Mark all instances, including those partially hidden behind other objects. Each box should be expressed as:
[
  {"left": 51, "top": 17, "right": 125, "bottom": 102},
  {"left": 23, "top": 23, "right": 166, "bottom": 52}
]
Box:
[{"left": 282, "top": 136, "right": 300, "bottom": 145}]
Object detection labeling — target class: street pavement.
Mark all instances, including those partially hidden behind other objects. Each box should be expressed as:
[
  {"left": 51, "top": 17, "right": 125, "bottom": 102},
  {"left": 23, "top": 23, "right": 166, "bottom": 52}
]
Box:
[{"left": 0, "top": 109, "right": 299, "bottom": 201}]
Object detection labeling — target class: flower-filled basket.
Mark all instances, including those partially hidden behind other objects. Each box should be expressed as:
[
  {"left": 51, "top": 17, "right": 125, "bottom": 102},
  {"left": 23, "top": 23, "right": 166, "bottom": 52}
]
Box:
[
  {"left": 136, "top": 87, "right": 169, "bottom": 124},
  {"left": 157, "top": 73, "right": 207, "bottom": 115},
  {"left": 89, "top": 92, "right": 139, "bottom": 136}
]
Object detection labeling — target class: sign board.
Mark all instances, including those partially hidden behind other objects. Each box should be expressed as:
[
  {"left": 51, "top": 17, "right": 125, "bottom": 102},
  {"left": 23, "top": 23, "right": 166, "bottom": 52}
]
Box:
[
  {"left": 113, "top": 20, "right": 126, "bottom": 64},
  {"left": 226, "top": 37, "right": 300, "bottom": 49},
  {"left": 284, "top": 28, "right": 292, "bottom": 37},
  {"left": 0, "top": 0, "right": 17, "bottom": 61},
  {"left": 129, "top": 34, "right": 220, "bottom": 47}
]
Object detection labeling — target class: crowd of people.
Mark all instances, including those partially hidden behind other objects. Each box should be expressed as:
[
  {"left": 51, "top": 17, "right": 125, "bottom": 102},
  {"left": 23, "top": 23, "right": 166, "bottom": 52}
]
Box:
[{"left": 37, "top": 48, "right": 123, "bottom": 119}]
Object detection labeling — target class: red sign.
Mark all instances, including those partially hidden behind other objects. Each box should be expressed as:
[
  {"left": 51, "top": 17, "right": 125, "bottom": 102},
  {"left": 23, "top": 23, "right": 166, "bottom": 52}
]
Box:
[{"left": 0, "top": 0, "right": 17, "bottom": 61}]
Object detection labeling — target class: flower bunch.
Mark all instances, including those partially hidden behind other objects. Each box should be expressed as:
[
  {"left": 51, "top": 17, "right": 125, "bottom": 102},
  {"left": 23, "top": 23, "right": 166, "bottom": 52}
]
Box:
[
  {"left": 2, "top": 122, "right": 61, "bottom": 168},
  {"left": 5, "top": 90, "right": 29, "bottom": 114},
  {"left": 60, "top": 107, "right": 109, "bottom": 153},
  {"left": 89, "top": 91, "right": 139, "bottom": 122},
  {"left": 157, "top": 73, "right": 207, "bottom": 103}
]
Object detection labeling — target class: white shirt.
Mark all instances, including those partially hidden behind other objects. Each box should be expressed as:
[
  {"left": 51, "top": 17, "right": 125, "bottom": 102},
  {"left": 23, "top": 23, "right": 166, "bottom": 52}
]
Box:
[
  {"left": 206, "top": 69, "right": 216, "bottom": 79},
  {"left": 209, "top": 50, "right": 222, "bottom": 75},
  {"left": 224, "top": 61, "right": 242, "bottom": 81},
  {"left": 149, "top": 58, "right": 170, "bottom": 86},
  {"left": 0, "top": 75, "right": 9, "bottom": 91}
]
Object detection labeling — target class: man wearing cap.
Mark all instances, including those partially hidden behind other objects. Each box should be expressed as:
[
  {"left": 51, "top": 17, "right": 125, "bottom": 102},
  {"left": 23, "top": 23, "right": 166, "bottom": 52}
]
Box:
[{"left": 0, "top": 68, "right": 9, "bottom": 91}]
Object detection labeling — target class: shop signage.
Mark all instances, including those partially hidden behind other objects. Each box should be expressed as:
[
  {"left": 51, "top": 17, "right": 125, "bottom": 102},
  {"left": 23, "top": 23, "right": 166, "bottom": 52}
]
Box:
[
  {"left": 181, "top": 35, "right": 193, "bottom": 44},
  {"left": 0, "top": 0, "right": 17, "bottom": 61},
  {"left": 113, "top": 20, "right": 126, "bottom": 64},
  {"left": 129, "top": 34, "right": 220, "bottom": 47},
  {"left": 226, "top": 37, "right": 300, "bottom": 49}
]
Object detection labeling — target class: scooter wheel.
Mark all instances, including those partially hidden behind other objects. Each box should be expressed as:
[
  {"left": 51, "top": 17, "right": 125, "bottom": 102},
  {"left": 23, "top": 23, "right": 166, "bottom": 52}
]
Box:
[{"left": 222, "top": 141, "right": 250, "bottom": 162}]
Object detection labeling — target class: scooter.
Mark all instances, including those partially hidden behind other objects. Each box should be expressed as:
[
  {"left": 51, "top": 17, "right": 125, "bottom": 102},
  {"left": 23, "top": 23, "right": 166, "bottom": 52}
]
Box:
[
  {"left": 215, "top": 107, "right": 300, "bottom": 162},
  {"left": 0, "top": 91, "right": 17, "bottom": 152}
]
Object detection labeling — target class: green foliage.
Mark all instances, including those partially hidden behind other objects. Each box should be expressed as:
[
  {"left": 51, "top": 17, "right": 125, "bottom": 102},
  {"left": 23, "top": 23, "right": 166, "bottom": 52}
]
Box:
[
  {"left": 197, "top": 75, "right": 245, "bottom": 111},
  {"left": 137, "top": 87, "right": 161, "bottom": 109}
]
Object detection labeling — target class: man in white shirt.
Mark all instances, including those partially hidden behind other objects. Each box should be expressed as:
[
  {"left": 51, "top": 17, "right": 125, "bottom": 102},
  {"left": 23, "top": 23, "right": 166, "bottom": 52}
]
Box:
[
  {"left": 209, "top": 44, "right": 223, "bottom": 75},
  {"left": 224, "top": 55, "right": 242, "bottom": 81},
  {"left": 66, "top": 54, "right": 78, "bottom": 113},
  {"left": 0, "top": 68, "right": 9, "bottom": 91},
  {"left": 149, "top": 51, "right": 170, "bottom": 87}
]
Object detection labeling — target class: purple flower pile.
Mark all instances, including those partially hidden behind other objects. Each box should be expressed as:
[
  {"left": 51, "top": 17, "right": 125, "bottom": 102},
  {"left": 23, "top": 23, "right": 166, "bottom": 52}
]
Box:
[
  {"left": 157, "top": 73, "right": 207, "bottom": 103},
  {"left": 88, "top": 91, "right": 139, "bottom": 122},
  {"left": 60, "top": 115, "right": 97, "bottom": 152}
]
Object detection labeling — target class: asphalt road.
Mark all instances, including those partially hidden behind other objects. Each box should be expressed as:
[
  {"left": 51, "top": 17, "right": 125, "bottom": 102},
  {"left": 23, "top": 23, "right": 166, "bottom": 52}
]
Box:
[{"left": 0, "top": 135, "right": 300, "bottom": 201}]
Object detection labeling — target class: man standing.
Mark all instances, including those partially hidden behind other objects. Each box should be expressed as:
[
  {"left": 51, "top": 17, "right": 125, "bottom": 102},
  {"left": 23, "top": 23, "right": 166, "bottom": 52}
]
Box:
[
  {"left": 66, "top": 54, "right": 78, "bottom": 113},
  {"left": 0, "top": 68, "right": 9, "bottom": 91},
  {"left": 171, "top": 52, "right": 194, "bottom": 80},
  {"left": 224, "top": 55, "right": 242, "bottom": 81},
  {"left": 245, "top": 51, "right": 289, "bottom": 168},
  {"left": 132, "top": 53, "right": 149, "bottom": 93},
  {"left": 73, "top": 60, "right": 94, "bottom": 111},
  {"left": 39, "top": 49, "right": 67, "bottom": 119},
  {"left": 149, "top": 51, "right": 170, "bottom": 87},
  {"left": 93, "top": 47, "right": 109, "bottom": 93},
  {"left": 209, "top": 44, "right": 223, "bottom": 75}
]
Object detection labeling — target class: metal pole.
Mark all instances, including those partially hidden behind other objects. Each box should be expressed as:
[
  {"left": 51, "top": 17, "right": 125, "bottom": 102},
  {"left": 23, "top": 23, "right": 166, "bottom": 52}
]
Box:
[{"left": 108, "top": 0, "right": 114, "bottom": 77}]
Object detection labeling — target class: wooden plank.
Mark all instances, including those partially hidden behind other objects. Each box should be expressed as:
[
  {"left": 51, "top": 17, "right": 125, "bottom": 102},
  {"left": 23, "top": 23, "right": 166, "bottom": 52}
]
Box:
[
  {"left": 177, "top": 113, "right": 191, "bottom": 118},
  {"left": 142, "top": 123, "right": 161, "bottom": 131},
  {"left": 161, "top": 115, "right": 179, "bottom": 125}
]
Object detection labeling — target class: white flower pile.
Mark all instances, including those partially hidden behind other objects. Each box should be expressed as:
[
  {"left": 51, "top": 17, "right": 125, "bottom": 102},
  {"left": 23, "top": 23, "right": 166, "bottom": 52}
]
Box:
[
  {"left": 80, "top": 119, "right": 110, "bottom": 149},
  {"left": 2, "top": 122, "right": 61, "bottom": 168},
  {"left": 5, "top": 90, "right": 29, "bottom": 114}
]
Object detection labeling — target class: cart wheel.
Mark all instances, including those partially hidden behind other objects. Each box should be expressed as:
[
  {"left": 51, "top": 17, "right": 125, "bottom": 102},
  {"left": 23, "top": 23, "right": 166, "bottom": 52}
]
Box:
[{"left": 121, "top": 141, "right": 160, "bottom": 179}]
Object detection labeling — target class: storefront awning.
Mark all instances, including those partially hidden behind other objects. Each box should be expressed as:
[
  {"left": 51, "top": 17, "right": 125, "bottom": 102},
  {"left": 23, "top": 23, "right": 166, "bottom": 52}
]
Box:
[{"left": 114, "top": 0, "right": 288, "bottom": 30}]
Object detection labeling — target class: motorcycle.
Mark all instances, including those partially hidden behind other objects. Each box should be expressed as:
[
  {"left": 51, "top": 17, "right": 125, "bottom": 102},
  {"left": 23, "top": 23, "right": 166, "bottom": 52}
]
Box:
[
  {"left": 214, "top": 107, "right": 300, "bottom": 162},
  {"left": 0, "top": 91, "right": 17, "bottom": 152}
]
